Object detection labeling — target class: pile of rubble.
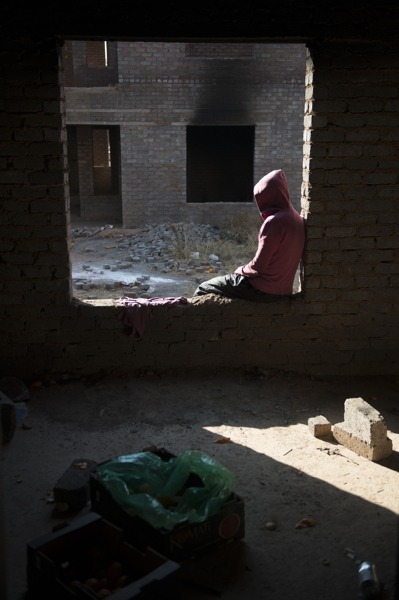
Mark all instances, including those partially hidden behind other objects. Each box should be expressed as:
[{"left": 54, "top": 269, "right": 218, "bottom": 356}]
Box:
[{"left": 70, "top": 223, "right": 231, "bottom": 299}]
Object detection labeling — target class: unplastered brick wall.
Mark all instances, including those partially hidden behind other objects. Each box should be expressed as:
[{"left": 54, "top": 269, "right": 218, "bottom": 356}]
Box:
[
  {"left": 65, "top": 41, "right": 306, "bottom": 227},
  {"left": 302, "top": 40, "right": 399, "bottom": 372},
  {"left": 0, "top": 34, "right": 398, "bottom": 380}
]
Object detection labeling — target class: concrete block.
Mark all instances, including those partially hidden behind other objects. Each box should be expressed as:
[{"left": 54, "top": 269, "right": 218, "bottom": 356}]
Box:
[
  {"left": 308, "top": 415, "right": 332, "bottom": 438},
  {"left": 333, "top": 397, "right": 392, "bottom": 461},
  {"left": 53, "top": 458, "right": 98, "bottom": 512}
]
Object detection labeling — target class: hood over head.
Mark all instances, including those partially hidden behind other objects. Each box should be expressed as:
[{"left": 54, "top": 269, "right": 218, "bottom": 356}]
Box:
[{"left": 253, "top": 169, "right": 292, "bottom": 219}]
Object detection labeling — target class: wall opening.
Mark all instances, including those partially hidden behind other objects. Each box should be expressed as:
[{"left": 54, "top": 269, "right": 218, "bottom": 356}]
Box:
[
  {"left": 61, "top": 40, "right": 308, "bottom": 301},
  {"left": 186, "top": 125, "right": 255, "bottom": 203},
  {"left": 92, "top": 126, "right": 120, "bottom": 196},
  {"left": 86, "top": 40, "right": 109, "bottom": 68},
  {"left": 65, "top": 125, "right": 121, "bottom": 221},
  {"left": 63, "top": 39, "right": 118, "bottom": 87}
]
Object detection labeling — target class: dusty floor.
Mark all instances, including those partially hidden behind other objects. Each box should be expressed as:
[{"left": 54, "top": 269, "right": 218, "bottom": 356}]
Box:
[{"left": 2, "top": 369, "right": 399, "bottom": 599}]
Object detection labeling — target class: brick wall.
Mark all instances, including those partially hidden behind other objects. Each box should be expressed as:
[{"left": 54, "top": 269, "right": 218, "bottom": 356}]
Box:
[
  {"left": 64, "top": 41, "right": 306, "bottom": 227},
  {"left": 0, "top": 24, "right": 398, "bottom": 380},
  {"left": 301, "top": 40, "right": 399, "bottom": 374}
]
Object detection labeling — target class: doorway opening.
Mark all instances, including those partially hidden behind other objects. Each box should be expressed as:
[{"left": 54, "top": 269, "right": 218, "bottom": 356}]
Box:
[{"left": 66, "top": 125, "right": 121, "bottom": 222}]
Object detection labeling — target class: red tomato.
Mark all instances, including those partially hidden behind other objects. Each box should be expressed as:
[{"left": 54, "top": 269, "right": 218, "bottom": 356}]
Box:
[{"left": 106, "top": 561, "right": 123, "bottom": 580}]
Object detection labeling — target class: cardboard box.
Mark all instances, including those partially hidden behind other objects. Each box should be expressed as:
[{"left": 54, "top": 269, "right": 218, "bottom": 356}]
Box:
[
  {"left": 89, "top": 451, "right": 245, "bottom": 562},
  {"left": 26, "top": 512, "right": 180, "bottom": 599}
]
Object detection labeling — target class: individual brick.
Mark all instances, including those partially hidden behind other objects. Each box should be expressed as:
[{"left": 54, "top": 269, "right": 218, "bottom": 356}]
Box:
[
  {"left": 333, "top": 397, "right": 392, "bottom": 461},
  {"left": 308, "top": 415, "right": 332, "bottom": 438}
]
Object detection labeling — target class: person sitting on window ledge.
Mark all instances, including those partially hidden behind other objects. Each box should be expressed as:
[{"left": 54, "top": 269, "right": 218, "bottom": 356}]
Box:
[{"left": 192, "top": 169, "right": 305, "bottom": 302}]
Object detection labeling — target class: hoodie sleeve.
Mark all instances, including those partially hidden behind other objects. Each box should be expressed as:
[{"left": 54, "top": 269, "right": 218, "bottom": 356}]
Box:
[{"left": 234, "top": 217, "right": 282, "bottom": 278}]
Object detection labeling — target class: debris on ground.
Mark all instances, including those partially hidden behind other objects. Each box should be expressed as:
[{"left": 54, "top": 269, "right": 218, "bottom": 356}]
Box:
[
  {"left": 70, "top": 222, "right": 243, "bottom": 300},
  {"left": 295, "top": 517, "right": 316, "bottom": 529}
]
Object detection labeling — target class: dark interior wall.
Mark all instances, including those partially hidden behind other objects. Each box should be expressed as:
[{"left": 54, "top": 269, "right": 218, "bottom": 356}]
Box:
[{"left": 0, "top": 4, "right": 398, "bottom": 379}]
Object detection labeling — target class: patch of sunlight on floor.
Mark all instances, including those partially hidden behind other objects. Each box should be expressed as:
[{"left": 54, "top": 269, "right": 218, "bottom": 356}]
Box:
[{"left": 203, "top": 423, "right": 399, "bottom": 513}]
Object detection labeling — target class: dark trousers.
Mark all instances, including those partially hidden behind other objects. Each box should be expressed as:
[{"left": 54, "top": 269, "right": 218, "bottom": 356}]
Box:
[{"left": 193, "top": 274, "right": 289, "bottom": 303}]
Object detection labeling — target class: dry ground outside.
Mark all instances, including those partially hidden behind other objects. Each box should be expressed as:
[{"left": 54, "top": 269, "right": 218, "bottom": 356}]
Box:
[
  {"left": 3, "top": 369, "right": 399, "bottom": 600},
  {"left": 69, "top": 217, "right": 260, "bottom": 302}
]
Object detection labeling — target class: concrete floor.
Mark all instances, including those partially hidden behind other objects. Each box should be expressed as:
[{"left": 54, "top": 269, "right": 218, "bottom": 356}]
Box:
[{"left": 2, "top": 369, "right": 399, "bottom": 600}]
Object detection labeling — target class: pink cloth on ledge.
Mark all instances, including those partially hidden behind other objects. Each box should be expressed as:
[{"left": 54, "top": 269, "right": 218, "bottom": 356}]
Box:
[{"left": 117, "top": 296, "right": 189, "bottom": 339}]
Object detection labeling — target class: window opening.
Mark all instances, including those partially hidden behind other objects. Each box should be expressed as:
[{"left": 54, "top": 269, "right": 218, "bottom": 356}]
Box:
[
  {"left": 62, "top": 40, "right": 307, "bottom": 301},
  {"left": 86, "top": 40, "right": 108, "bottom": 67},
  {"left": 187, "top": 126, "right": 255, "bottom": 203}
]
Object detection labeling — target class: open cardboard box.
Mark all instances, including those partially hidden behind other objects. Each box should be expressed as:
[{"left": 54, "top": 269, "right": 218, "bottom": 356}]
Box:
[
  {"left": 26, "top": 512, "right": 180, "bottom": 599},
  {"left": 89, "top": 449, "right": 245, "bottom": 562}
]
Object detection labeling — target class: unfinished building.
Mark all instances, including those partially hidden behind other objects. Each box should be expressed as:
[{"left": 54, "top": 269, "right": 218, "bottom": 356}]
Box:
[{"left": 63, "top": 40, "right": 306, "bottom": 227}]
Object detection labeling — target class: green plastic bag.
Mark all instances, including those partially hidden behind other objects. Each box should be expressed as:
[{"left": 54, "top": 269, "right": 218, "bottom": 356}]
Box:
[{"left": 95, "top": 450, "right": 235, "bottom": 531}]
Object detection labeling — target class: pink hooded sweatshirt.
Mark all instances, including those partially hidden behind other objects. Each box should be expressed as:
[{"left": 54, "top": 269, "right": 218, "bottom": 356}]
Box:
[{"left": 235, "top": 169, "right": 305, "bottom": 295}]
